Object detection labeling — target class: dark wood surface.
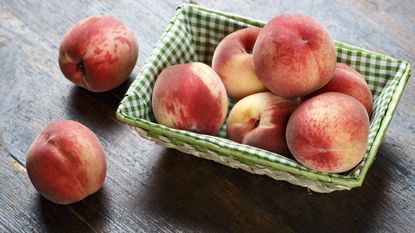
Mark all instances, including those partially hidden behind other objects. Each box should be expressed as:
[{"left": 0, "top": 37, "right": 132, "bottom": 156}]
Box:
[{"left": 1, "top": 0, "right": 414, "bottom": 232}]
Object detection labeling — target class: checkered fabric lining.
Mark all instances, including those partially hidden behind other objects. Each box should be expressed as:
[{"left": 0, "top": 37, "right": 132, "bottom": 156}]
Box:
[{"left": 117, "top": 4, "right": 409, "bottom": 181}]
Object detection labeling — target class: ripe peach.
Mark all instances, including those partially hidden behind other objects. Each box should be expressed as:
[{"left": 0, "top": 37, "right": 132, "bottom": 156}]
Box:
[
  {"left": 286, "top": 92, "right": 369, "bottom": 173},
  {"left": 26, "top": 120, "right": 107, "bottom": 204},
  {"left": 304, "top": 63, "right": 373, "bottom": 117},
  {"left": 59, "top": 15, "right": 138, "bottom": 92},
  {"left": 152, "top": 62, "right": 228, "bottom": 135},
  {"left": 252, "top": 13, "right": 336, "bottom": 97},
  {"left": 212, "top": 27, "right": 267, "bottom": 100},
  {"left": 226, "top": 92, "right": 298, "bottom": 156}
]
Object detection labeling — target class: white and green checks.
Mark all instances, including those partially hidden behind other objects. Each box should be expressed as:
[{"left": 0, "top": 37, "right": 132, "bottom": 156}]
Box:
[{"left": 116, "top": 4, "right": 411, "bottom": 192}]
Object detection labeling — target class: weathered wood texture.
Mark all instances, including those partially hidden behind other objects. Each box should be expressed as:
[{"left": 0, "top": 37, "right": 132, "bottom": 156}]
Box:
[{"left": 1, "top": 0, "right": 414, "bottom": 232}]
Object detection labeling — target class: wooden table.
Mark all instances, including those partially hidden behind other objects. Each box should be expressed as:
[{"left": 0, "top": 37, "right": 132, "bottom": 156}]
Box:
[{"left": 1, "top": 0, "right": 414, "bottom": 232}]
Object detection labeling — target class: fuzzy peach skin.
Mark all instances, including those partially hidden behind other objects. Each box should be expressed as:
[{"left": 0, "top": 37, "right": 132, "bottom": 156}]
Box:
[
  {"left": 152, "top": 62, "right": 228, "bottom": 135},
  {"left": 26, "top": 120, "right": 107, "bottom": 204},
  {"left": 59, "top": 15, "right": 138, "bottom": 92},
  {"left": 252, "top": 13, "right": 336, "bottom": 97},
  {"left": 226, "top": 92, "right": 298, "bottom": 156},
  {"left": 212, "top": 27, "right": 267, "bottom": 100},
  {"left": 303, "top": 63, "right": 373, "bottom": 117},
  {"left": 286, "top": 92, "right": 369, "bottom": 173}
]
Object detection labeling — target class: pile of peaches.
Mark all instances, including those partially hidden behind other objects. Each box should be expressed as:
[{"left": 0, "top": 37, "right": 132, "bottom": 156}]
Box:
[
  {"left": 152, "top": 14, "right": 372, "bottom": 175},
  {"left": 26, "top": 13, "right": 372, "bottom": 205}
]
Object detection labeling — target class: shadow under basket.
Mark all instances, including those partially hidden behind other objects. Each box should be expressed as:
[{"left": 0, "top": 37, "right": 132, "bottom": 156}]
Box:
[{"left": 116, "top": 3, "right": 411, "bottom": 193}]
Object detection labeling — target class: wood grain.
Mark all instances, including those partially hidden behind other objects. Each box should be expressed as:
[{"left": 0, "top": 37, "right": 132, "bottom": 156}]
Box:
[{"left": 1, "top": 0, "right": 414, "bottom": 232}]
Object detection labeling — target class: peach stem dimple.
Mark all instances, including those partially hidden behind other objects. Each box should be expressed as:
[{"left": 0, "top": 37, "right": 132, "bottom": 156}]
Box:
[
  {"left": 77, "top": 61, "right": 85, "bottom": 75},
  {"left": 76, "top": 60, "right": 90, "bottom": 88},
  {"left": 254, "top": 119, "right": 260, "bottom": 128}
]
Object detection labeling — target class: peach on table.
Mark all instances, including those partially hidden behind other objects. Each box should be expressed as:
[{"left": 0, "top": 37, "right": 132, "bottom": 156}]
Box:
[
  {"left": 26, "top": 120, "right": 107, "bottom": 204},
  {"left": 59, "top": 15, "right": 139, "bottom": 92}
]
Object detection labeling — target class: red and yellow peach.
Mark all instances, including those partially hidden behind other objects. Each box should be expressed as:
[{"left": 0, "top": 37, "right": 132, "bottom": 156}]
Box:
[
  {"left": 226, "top": 92, "right": 298, "bottom": 156},
  {"left": 286, "top": 92, "right": 369, "bottom": 173},
  {"left": 152, "top": 62, "right": 228, "bottom": 135},
  {"left": 59, "top": 15, "right": 138, "bottom": 92},
  {"left": 26, "top": 120, "right": 107, "bottom": 204},
  {"left": 252, "top": 13, "right": 336, "bottom": 97},
  {"left": 304, "top": 63, "right": 373, "bottom": 117},
  {"left": 212, "top": 27, "right": 267, "bottom": 100}
]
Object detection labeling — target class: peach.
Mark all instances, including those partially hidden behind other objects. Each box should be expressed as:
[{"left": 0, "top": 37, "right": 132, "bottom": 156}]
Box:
[
  {"left": 286, "top": 92, "right": 369, "bottom": 173},
  {"left": 26, "top": 120, "right": 107, "bottom": 204},
  {"left": 152, "top": 62, "right": 228, "bottom": 135},
  {"left": 226, "top": 92, "right": 298, "bottom": 156},
  {"left": 252, "top": 13, "right": 337, "bottom": 97},
  {"left": 212, "top": 27, "right": 267, "bottom": 100},
  {"left": 304, "top": 63, "right": 373, "bottom": 117},
  {"left": 59, "top": 15, "right": 138, "bottom": 92}
]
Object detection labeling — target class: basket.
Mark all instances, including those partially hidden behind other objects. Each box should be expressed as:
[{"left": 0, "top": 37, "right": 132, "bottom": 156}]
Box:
[{"left": 116, "top": 3, "right": 411, "bottom": 192}]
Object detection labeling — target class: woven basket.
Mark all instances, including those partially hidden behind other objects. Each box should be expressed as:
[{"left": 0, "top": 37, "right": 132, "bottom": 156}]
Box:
[{"left": 116, "top": 3, "right": 411, "bottom": 192}]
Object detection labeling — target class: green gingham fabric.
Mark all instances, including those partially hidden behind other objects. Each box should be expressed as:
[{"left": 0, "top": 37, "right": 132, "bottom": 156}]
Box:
[{"left": 116, "top": 4, "right": 411, "bottom": 190}]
